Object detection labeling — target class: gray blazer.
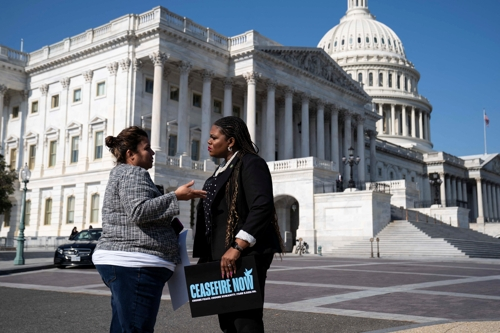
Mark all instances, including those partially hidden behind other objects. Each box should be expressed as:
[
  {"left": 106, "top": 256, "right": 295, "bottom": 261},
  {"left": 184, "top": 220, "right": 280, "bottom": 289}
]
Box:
[{"left": 96, "top": 163, "right": 181, "bottom": 264}]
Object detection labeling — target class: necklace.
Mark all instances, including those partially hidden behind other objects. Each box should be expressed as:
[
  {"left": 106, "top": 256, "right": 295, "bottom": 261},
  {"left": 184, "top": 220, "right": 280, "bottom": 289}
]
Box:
[{"left": 214, "top": 151, "right": 239, "bottom": 177}]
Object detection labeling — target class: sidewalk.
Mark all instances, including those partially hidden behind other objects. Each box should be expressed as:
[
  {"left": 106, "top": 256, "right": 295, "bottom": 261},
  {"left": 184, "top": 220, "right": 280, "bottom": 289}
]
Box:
[{"left": 0, "top": 248, "right": 55, "bottom": 276}]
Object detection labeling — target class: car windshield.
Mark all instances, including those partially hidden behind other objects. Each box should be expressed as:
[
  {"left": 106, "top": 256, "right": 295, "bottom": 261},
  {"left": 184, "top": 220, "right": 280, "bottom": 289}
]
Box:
[{"left": 73, "top": 230, "right": 102, "bottom": 241}]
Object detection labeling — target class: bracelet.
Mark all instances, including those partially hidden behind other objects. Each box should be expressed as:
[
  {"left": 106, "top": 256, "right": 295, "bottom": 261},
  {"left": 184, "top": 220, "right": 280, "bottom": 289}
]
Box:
[{"left": 231, "top": 241, "right": 244, "bottom": 252}]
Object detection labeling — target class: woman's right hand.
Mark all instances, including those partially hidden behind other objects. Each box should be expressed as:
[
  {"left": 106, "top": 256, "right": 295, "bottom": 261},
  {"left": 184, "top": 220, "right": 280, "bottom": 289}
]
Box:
[{"left": 175, "top": 180, "right": 207, "bottom": 201}]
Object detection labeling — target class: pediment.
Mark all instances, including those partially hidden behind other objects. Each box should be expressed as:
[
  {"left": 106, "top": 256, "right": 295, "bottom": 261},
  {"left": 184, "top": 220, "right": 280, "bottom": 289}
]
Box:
[
  {"left": 67, "top": 121, "right": 82, "bottom": 131},
  {"left": 89, "top": 116, "right": 106, "bottom": 126},
  {"left": 483, "top": 154, "right": 500, "bottom": 175},
  {"left": 24, "top": 131, "right": 38, "bottom": 140},
  {"left": 45, "top": 126, "right": 59, "bottom": 136},
  {"left": 257, "top": 46, "right": 370, "bottom": 100},
  {"left": 6, "top": 135, "right": 19, "bottom": 145}
]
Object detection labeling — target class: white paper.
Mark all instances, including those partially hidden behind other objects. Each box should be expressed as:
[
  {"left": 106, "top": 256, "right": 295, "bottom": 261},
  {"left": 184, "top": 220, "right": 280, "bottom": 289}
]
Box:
[{"left": 167, "top": 230, "right": 191, "bottom": 311}]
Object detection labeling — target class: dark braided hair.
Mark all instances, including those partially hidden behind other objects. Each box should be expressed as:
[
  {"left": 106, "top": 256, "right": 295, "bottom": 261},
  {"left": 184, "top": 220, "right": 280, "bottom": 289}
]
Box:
[
  {"left": 105, "top": 126, "right": 148, "bottom": 164},
  {"left": 214, "top": 116, "right": 285, "bottom": 253}
]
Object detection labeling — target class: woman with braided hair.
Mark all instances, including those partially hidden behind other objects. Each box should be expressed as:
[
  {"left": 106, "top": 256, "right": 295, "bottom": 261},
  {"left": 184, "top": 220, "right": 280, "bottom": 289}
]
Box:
[{"left": 193, "top": 116, "right": 284, "bottom": 333}]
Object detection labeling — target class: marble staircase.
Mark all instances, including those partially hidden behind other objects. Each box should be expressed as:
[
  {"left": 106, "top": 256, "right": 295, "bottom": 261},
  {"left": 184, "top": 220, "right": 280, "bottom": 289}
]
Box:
[{"left": 329, "top": 220, "right": 500, "bottom": 259}]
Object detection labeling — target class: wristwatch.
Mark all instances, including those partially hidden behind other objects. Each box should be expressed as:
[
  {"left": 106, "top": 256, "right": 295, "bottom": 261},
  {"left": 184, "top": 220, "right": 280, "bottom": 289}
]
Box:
[{"left": 231, "top": 241, "right": 244, "bottom": 252}]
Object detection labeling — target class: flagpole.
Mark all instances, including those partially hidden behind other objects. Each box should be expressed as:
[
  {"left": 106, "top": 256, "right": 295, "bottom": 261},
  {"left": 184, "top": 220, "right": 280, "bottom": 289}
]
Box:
[{"left": 484, "top": 109, "right": 487, "bottom": 155}]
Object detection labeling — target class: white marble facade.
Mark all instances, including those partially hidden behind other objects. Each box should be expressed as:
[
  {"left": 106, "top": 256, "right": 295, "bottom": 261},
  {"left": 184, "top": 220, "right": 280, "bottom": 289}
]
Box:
[{"left": 1, "top": 2, "right": 500, "bottom": 249}]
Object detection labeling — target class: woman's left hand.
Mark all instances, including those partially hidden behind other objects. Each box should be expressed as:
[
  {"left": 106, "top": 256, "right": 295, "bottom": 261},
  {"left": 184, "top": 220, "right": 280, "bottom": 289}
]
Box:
[{"left": 220, "top": 248, "right": 240, "bottom": 278}]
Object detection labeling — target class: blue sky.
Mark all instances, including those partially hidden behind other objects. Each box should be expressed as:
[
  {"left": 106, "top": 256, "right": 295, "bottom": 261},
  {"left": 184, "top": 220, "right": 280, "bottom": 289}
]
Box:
[{"left": 1, "top": 0, "right": 499, "bottom": 157}]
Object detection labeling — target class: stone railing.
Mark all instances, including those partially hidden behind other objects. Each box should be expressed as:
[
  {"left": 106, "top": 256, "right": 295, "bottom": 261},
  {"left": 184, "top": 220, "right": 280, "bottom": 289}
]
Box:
[
  {"left": 375, "top": 139, "right": 424, "bottom": 161},
  {"left": 423, "top": 151, "right": 465, "bottom": 167},
  {"left": 0, "top": 45, "right": 29, "bottom": 64},
  {"left": 27, "top": 6, "right": 283, "bottom": 65},
  {"left": 366, "top": 88, "right": 431, "bottom": 105},
  {"left": 268, "top": 157, "right": 334, "bottom": 172}
]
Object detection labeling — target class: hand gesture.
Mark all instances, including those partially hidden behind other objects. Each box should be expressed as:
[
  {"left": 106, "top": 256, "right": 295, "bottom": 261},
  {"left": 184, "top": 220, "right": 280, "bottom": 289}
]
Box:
[{"left": 175, "top": 180, "right": 207, "bottom": 201}]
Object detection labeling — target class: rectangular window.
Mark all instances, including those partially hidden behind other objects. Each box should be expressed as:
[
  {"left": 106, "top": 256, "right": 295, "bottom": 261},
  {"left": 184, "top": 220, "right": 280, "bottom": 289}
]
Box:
[
  {"left": 145, "top": 79, "right": 154, "bottom": 94},
  {"left": 378, "top": 73, "right": 383, "bottom": 87},
  {"left": 94, "top": 131, "right": 103, "bottom": 159},
  {"left": 25, "top": 201, "right": 31, "bottom": 226},
  {"left": 44, "top": 198, "right": 52, "bottom": 225},
  {"left": 213, "top": 100, "right": 222, "bottom": 113},
  {"left": 192, "top": 93, "right": 202, "bottom": 108},
  {"left": 28, "top": 145, "right": 36, "bottom": 170},
  {"left": 73, "top": 88, "right": 82, "bottom": 102},
  {"left": 3, "top": 210, "right": 10, "bottom": 227},
  {"left": 67, "top": 196, "right": 75, "bottom": 224},
  {"left": 49, "top": 141, "right": 57, "bottom": 167},
  {"left": 191, "top": 140, "right": 200, "bottom": 161},
  {"left": 31, "top": 101, "right": 39, "bottom": 114},
  {"left": 12, "top": 106, "right": 19, "bottom": 118},
  {"left": 170, "top": 86, "right": 179, "bottom": 101},
  {"left": 368, "top": 73, "right": 373, "bottom": 86},
  {"left": 397, "top": 74, "right": 401, "bottom": 89},
  {"left": 388, "top": 74, "right": 392, "bottom": 88},
  {"left": 51, "top": 95, "right": 59, "bottom": 108},
  {"left": 9, "top": 148, "right": 17, "bottom": 170},
  {"left": 232, "top": 106, "right": 241, "bottom": 118},
  {"left": 378, "top": 168, "right": 382, "bottom": 177},
  {"left": 71, "top": 136, "right": 79, "bottom": 163},
  {"left": 168, "top": 135, "right": 177, "bottom": 156},
  {"left": 90, "top": 194, "right": 100, "bottom": 223},
  {"left": 96, "top": 82, "right": 106, "bottom": 97}
]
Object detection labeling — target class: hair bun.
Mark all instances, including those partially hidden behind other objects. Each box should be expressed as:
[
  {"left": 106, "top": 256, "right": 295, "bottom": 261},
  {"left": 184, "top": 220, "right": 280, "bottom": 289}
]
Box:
[{"left": 105, "top": 135, "right": 117, "bottom": 148}]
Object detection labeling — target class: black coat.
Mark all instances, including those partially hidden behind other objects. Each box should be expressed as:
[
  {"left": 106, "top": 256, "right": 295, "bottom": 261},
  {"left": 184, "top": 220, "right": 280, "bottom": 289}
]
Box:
[{"left": 193, "top": 153, "right": 282, "bottom": 260}]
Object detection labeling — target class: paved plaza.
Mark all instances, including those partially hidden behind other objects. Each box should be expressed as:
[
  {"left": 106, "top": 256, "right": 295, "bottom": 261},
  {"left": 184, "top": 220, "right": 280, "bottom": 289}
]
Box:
[{"left": 1, "top": 254, "right": 500, "bottom": 332}]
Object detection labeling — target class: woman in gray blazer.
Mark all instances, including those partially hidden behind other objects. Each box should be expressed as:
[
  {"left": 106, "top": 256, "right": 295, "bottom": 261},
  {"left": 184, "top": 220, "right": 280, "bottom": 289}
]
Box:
[{"left": 94, "top": 126, "right": 206, "bottom": 333}]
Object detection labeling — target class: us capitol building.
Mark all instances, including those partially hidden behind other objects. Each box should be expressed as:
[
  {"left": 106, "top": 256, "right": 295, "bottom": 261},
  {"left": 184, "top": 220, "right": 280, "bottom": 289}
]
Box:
[{"left": 1, "top": 0, "right": 500, "bottom": 252}]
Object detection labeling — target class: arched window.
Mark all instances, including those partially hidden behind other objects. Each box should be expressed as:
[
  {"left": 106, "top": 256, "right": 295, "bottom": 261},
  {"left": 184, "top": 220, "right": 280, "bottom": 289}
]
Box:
[
  {"left": 388, "top": 39, "right": 392, "bottom": 46},
  {"left": 404, "top": 78, "right": 408, "bottom": 91},
  {"left": 328, "top": 43, "right": 330, "bottom": 49},
  {"left": 341, "top": 39, "right": 345, "bottom": 45},
  {"left": 91, "top": 194, "right": 100, "bottom": 223},
  {"left": 358, "top": 37, "right": 361, "bottom": 43},
  {"left": 374, "top": 37, "right": 378, "bottom": 43},
  {"left": 378, "top": 73, "right": 383, "bottom": 87},
  {"left": 388, "top": 73, "right": 392, "bottom": 88},
  {"left": 381, "top": 38, "right": 385, "bottom": 44},
  {"left": 334, "top": 41, "right": 337, "bottom": 47},
  {"left": 397, "top": 74, "right": 401, "bottom": 89},
  {"left": 349, "top": 37, "right": 352, "bottom": 44},
  {"left": 366, "top": 36, "right": 370, "bottom": 43},
  {"left": 67, "top": 196, "right": 75, "bottom": 224},
  {"left": 368, "top": 73, "right": 373, "bottom": 86},
  {"left": 390, "top": 172, "right": 394, "bottom": 180},
  {"left": 358, "top": 73, "right": 363, "bottom": 83},
  {"left": 44, "top": 198, "right": 52, "bottom": 225}
]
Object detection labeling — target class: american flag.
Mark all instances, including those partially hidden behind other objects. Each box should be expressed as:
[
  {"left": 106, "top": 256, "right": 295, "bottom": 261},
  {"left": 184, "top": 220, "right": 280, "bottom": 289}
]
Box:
[{"left": 484, "top": 112, "right": 490, "bottom": 127}]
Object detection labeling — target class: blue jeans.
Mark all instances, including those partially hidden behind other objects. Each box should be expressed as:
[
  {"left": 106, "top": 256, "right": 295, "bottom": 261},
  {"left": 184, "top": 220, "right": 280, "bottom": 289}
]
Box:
[{"left": 96, "top": 265, "right": 173, "bottom": 333}]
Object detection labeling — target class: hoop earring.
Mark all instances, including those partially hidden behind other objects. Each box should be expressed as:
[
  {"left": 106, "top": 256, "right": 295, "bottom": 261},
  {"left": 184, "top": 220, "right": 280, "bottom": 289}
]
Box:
[{"left": 228, "top": 146, "right": 232, "bottom": 152}]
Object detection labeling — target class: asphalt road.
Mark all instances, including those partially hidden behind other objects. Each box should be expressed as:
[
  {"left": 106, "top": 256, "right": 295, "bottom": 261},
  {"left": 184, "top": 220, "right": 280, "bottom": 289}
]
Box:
[{"left": 0, "top": 287, "right": 409, "bottom": 333}]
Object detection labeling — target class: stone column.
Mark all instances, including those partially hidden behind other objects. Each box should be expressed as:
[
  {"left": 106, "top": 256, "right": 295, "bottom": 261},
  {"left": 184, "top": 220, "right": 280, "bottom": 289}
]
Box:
[
  {"left": 277, "top": 98, "right": 285, "bottom": 160},
  {"left": 462, "top": 181, "right": 468, "bottom": 203},
  {"left": 82, "top": 70, "right": 93, "bottom": 170},
  {"left": 411, "top": 106, "right": 416, "bottom": 138},
  {"left": 427, "top": 113, "right": 432, "bottom": 142},
  {"left": 377, "top": 103, "right": 383, "bottom": 134},
  {"left": 223, "top": 78, "right": 233, "bottom": 117},
  {"left": 457, "top": 179, "right": 463, "bottom": 202},
  {"left": 309, "top": 111, "right": 316, "bottom": 157},
  {"left": 356, "top": 117, "right": 365, "bottom": 183},
  {"left": 418, "top": 110, "right": 424, "bottom": 139},
  {"left": 0, "top": 85, "right": 7, "bottom": 156},
  {"left": 149, "top": 52, "right": 167, "bottom": 153},
  {"left": 259, "top": 92, "right": 267, "bottom": 159},
  {"left": 492, "top": 184, "right": 498, "bottom": 220},
  {"left": 331, "top": 107, "right": 340, "bottom": 171},
  {"left": 300, "top": 94, "right": 310, "bottom": 157},
  {"left": 59, "top": 78, "right": 70, "bottom": 168},
  {"left": 284, "top": 87, "right": 294, "bottom": 160},
  {"left": 487, "top": 182, "right": 494, "bottom": 220},
  {"left": 106, "top": 62, "right": 119, "bottom": 138},
  {"left": 369, "top": 130, "right": 377, "bottom": 181},
  {"left": 390, "top": 104, "right": 395, "bottom": 135},
  {"left": 445, "top": 175, "right": 451, "bottom": 207},
  {"left": 402, "top": 106, "right": 408, "bottom": 136},
  {"left": 343, "top": 111, "right": 352, "bottom": 180},
  {"left": 265, "top": 81, "right": 276, "bottom": 161},
  {"left": 451, "top": 177, "right": 457, "bottom": 205},
  {"left": 200, "top": 70, "right": 214, "bottom": 161},
  {"left": 316, "top": 100, "right": 325, "bottom": 160},
  {"left": 476, "top": 178, "right": 485, "bottom": 223},
  {"left": 177, "top": 61, "right": 191, "bottom": 156},
  {"left": 244, "top": 72, "right": 259, "bottom": 142},
  {"left": 471, "top": 184, "right": 478, "bottom": 219}
]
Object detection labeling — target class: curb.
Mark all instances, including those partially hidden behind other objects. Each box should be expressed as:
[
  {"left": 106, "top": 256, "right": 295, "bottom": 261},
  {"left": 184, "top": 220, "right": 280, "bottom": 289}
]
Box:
[{"left": 0, "top": 264, "right": 55, "bottom": 276}]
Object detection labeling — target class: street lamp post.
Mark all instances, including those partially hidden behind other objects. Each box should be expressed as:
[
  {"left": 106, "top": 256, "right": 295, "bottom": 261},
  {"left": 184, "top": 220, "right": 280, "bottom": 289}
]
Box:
[
  {"left": 342, "top": 147, "right": 360, "bottom": 189},
  {"left": 428, "top": 172, "right": 443, "bottom": 205},
  {"left": 14, "top": 163, "right": 31, "bottom": 265}
]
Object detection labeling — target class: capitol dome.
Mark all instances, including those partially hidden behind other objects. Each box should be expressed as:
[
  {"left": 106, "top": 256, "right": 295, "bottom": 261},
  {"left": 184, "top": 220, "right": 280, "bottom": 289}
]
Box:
[
  {"left": 318, "top": 1, "right": 407, "bottom": 63},
  {"left": 318, "top": 0, "right": 434, "bottom": 153}
]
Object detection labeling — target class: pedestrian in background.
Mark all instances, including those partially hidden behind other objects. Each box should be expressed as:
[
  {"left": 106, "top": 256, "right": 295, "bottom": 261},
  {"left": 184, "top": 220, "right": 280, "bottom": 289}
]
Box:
[
  {"left": 93, "top": 126, "right": 206, "bottom": 333},
  {"left": 69, "top": 227, "right": 78, "bottom": 240},
  {"left": 193, "top": 116, "right": 284, "bottom": 333}
]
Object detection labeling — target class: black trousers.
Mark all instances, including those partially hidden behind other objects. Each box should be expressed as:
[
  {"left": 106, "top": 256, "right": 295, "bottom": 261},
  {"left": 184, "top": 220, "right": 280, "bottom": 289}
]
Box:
[{"left": 218, "top": 253, "right": 274, "bottom": 333}]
